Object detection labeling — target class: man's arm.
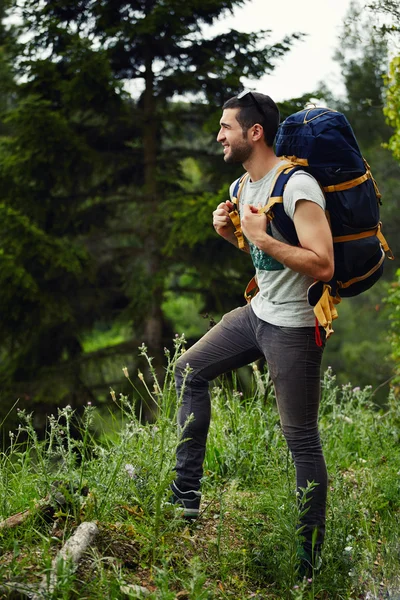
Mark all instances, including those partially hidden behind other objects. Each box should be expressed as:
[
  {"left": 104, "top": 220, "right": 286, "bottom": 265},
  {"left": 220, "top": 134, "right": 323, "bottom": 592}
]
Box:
[
  {"left": 241, "top": 200, "right": 334, "bottom": 281},
  {"left": 213, "top": 200, "right": 249, "bottom": 252}
]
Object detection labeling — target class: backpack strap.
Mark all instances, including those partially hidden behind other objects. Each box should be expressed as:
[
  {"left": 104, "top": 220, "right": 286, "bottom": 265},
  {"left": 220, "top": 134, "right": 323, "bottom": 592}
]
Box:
[
  {"left": 244, "top": 275, "right": 259, "bottom": 303},
  {"left": 310, "top": 282, "right": 340, "bottom": 340},
  {"left": 229, "top": 173, "right": 250, "bottom": 250},
  {"left": 228, "top": 163, "right": 301, "bottom": 303},
  {"left": 229, "top": 162, "right": 302, "bottom": 249},
  {"left": 258, "top": 162, "right": 302, "bottom": 245}
]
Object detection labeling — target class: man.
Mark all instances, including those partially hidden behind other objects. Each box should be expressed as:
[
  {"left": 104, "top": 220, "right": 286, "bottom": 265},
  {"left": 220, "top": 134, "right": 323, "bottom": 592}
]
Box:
[{"left": 170, "top": 91, "right": 334, "bottom": 573}]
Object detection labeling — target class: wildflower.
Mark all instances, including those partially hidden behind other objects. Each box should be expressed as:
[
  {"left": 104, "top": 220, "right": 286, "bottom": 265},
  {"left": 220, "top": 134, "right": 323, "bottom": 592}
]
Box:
[
  {"left": 183, "top": 363, "right": 192, "bottom": 375},
  {"left": 353, "top": 386, "right": 360, "bottom": 393},
  {"left": 122, "top": 366, "right": 129, "bottom": 378},
  {"left": 87, "top": 401, "right": 92, "bottom": 406},
  {"left": 110, "top": 388, "right": 117, "bottom": 402},
  {"left": 138, "top": 370, "right": 144, "bottom": 382},
  {"left": 125, "top": 464, "right": 135, "bottom": 479}
]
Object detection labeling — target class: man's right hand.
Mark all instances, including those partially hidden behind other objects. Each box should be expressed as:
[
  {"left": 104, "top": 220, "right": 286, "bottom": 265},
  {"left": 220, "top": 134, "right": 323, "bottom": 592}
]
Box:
[{"left": 213, "top": 200, "right": 236, "bottom": 242}]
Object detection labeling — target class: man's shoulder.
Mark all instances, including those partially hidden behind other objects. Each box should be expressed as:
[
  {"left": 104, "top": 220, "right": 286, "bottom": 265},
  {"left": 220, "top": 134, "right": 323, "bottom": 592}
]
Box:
[
  {"left": 284, "top": 169, "right": 323, "bottom": 198},
  {"left": 283, "top": 169, "right": 325, "bottom": 219},
  {"left": 229, "top": 173, "right": 248, "bottom": 198},
  {"left": 287, "top": 169, "right": 319, "bottom": 186}
]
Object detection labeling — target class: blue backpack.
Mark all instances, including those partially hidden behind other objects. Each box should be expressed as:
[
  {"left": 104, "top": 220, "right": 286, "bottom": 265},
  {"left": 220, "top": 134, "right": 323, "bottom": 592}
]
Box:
[{"left": 230, "top": 107, "right": 393, "bottom": 338}]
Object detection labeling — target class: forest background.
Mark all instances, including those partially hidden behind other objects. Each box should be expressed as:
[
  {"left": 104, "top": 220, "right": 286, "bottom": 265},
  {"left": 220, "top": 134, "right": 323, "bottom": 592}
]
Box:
[{"left": 0, "top": 0, "right": 399, "bottom": 437}]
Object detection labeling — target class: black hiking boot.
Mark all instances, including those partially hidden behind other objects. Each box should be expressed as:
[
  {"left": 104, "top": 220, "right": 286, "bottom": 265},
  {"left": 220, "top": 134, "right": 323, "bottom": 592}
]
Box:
[{"left": 169, "top": 481, "right": 201, "bottom": 520}]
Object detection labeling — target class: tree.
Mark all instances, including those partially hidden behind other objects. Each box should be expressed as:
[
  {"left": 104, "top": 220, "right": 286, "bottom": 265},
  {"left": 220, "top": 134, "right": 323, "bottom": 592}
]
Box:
[
  {"left": 0, "top": 41, "right": 138, "bottom": 419},
  {"left": 357, "top": 0, "right": 400, "bottom": 163},
  {"left": 333, "top": 2, "right": 393, "bottom": 148},
  {"left": 0, "top": 0, "right": 301, "bottom": 420},
  {"left": 384, "top": 268, "right": 400, "bottom": 393},
  {"left": 366, "top": 0, "right": 400, "bottom": 395},
  {"left": 319, "top": 2, "right": 400, "bottom": 397},
  {"left": 383, "top": 57, "right": 400, "bottom": 161},
  {"left": 0, "top": 0, "right": 17, "bottom": 128}
]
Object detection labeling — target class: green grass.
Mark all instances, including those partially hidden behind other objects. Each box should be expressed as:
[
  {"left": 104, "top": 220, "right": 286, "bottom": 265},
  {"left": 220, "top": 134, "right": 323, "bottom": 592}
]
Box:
[{"left": 0, "top": 340, "right": 399, "bottom": 599}]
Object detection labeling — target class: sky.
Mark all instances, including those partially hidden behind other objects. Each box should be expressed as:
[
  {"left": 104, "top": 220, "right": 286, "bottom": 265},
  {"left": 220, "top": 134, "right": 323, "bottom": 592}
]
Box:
[{"left": 210, "top": 0, "right": 354, "bottom": 102}]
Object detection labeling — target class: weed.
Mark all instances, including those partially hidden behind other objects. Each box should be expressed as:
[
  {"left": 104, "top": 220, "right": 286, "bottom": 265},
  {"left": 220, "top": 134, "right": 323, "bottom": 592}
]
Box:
[{"left": 0, "top": 345, "right": 399, "bottom": 599}]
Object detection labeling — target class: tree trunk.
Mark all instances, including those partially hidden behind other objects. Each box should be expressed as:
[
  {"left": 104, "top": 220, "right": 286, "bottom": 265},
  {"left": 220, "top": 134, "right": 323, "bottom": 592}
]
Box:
[{"left": 141, "top": 34, "right": 166, "bottom": 374}]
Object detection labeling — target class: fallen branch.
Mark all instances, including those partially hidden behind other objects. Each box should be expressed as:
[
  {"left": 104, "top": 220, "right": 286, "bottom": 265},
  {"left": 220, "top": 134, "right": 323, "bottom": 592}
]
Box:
[
  {"left": 33, "top": 521, "right": 99, "bottom": 599},
  {"left": 0, "top": 496, "right": 52, "bottom": 530}
]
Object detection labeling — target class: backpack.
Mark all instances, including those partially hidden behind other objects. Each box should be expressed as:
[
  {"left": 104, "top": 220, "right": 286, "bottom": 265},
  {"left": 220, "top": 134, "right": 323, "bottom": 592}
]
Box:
[{"left": 229, "top": 106, "right": 394, "bottom": 339}]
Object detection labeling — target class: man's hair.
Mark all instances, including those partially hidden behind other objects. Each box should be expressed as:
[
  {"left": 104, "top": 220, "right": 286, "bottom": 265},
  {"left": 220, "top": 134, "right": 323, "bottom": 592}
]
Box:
[{"left": 223, "top": 92, "right": 280, "bottom": 147}]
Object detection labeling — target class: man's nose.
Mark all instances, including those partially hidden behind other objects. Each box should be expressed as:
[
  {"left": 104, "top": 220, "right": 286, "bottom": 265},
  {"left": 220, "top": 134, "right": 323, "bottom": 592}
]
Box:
[{"left": 216, "top": 128, "right": 224, "bottom": 142}]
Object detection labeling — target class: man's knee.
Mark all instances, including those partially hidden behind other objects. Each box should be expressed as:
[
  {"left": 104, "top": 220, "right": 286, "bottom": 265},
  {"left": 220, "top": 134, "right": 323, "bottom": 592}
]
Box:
[{"left": 282, "top": 426, "right": 322, "bottom": 454}]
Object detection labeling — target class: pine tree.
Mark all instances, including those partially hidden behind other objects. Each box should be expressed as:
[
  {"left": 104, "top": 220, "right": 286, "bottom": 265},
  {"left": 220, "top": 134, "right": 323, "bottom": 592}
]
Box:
[{"left": 0, "top": 0, "right": 301, "bottom": 418}]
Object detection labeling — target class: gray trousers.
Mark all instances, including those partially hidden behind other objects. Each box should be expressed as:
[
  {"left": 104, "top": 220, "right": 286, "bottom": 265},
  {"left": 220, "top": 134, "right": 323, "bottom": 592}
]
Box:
[{"left": 174, "top": 302, "right": 327, "bottom": 552}]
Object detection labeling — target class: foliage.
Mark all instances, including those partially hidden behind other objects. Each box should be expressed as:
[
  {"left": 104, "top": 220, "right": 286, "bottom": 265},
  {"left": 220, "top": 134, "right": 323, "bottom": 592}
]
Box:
[
  {"left": 367, "top": 0, "right": 400, "bottom": 164},
  {"left": 320, "top": 2, "right": 400, "bottom": 396},
  {"left": 0, "top": 43, "right": 137, "bottom": 414},
  {"left": 333, "top": 2, "right": 393, "bottom": 149},
  {"left": 367, "top": 0, "right": 400, "bottom": 36},
  {"left": 384, "top": 268, "right": 400, "bottom": 390},
  {"left": 322, "top": 281, "right": 394, "bottom": 403},
  {"left": 0, "top": 347, "right": 400, "bottom": 598},
  {"left": 383, "top": 56, "right": 400, "bottom": 162},
  {"left": 0, "top": 0, "right": 303, "bottom": 418}
]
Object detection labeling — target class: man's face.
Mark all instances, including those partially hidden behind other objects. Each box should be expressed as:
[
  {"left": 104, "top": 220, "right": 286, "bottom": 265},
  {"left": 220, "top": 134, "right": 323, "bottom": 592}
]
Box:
[{"left": 216, "top": 108, "right": 252, "bottom": 164}]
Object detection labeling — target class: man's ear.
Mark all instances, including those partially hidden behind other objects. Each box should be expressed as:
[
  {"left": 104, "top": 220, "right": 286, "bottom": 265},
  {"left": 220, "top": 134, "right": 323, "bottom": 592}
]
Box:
[{"left": 250, "top": 123, "right": 264, "bottom": 141}]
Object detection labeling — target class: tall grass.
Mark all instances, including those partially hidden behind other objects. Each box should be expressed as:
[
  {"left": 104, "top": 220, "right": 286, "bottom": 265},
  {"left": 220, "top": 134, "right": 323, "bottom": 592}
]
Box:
[{"left": 0, "top": 343, "right": 399, "bottom": 599}]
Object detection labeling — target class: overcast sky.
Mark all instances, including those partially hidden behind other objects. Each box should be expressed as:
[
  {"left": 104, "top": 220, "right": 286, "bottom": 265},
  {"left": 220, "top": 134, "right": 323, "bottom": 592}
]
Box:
[{"left": 210, "top": 0, "right": 353, "bottom": 101}]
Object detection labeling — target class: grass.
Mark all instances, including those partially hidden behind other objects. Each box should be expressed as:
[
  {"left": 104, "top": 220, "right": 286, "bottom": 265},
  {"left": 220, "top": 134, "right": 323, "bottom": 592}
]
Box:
[{"left": 0, "top": 338, "right": 399, "bottom": 599}]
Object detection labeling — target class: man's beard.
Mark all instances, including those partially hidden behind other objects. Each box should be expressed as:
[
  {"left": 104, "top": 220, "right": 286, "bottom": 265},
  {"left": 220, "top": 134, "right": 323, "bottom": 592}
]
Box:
[{"left": 224, "top": 138, "right": 252, "bottom": 164}]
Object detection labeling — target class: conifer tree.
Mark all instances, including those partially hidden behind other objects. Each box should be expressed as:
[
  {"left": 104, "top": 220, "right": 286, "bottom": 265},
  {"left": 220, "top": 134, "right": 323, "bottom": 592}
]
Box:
[{"left": 0, "top": 0, "right": 300, "bottom": 415}]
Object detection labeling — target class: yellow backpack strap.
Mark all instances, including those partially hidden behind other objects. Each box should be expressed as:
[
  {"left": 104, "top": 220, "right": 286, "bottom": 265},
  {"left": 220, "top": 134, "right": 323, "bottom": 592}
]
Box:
[
  {"left": 313, "top": 284, "right": 340, "bottom": 339},
  {"left": 229, "top": 173, "right": 250, "bottom": 250},
  {"left": 322, "top": 159, "right": 382, "bottom": 200},
  {"left": 258, "top": 161, "right": 299, "bottom": 217},
  {"left": 244, "top": 275, "right": 259, "bottom": 303},
  {"left": 229, "top": 162, "right": 299, "bottom": 300},
  {"left": 376, "top": 223, "right": 395, "bottom": 260}
]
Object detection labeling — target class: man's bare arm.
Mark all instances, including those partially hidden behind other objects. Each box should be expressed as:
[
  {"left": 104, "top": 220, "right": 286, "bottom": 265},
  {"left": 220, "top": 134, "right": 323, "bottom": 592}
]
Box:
[{"left": 241, "top": 200, "right": 334, "bottom": 281}]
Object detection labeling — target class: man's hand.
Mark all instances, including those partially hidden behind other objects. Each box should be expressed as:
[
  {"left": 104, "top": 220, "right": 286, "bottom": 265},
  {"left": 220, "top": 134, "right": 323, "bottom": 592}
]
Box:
[
  {"left": 241, "top": 203, "right": 268, "bottom": 245},
  {"left": 213, "top": 200, "right": 236, "bottom": 243},
  {"left": 240, "top": 200, "right": 334, "bottom": 282}
]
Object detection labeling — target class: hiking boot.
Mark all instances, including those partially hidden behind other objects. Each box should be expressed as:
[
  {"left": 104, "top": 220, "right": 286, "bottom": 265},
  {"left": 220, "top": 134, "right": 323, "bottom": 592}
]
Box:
[{"left": 169, "top": 481, "right": 201, "bottom": 519}]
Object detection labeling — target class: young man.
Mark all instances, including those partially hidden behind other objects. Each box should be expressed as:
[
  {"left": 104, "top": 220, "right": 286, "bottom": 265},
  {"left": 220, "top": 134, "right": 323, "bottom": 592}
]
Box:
[{"left": 170, "top": 92, "right": 334, "bottom": 572}]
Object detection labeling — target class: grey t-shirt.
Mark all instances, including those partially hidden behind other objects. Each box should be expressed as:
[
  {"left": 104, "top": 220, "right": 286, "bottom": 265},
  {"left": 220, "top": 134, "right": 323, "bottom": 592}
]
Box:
[{"left": 229, "top": 162, "right": 326, "bottom": 327}]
